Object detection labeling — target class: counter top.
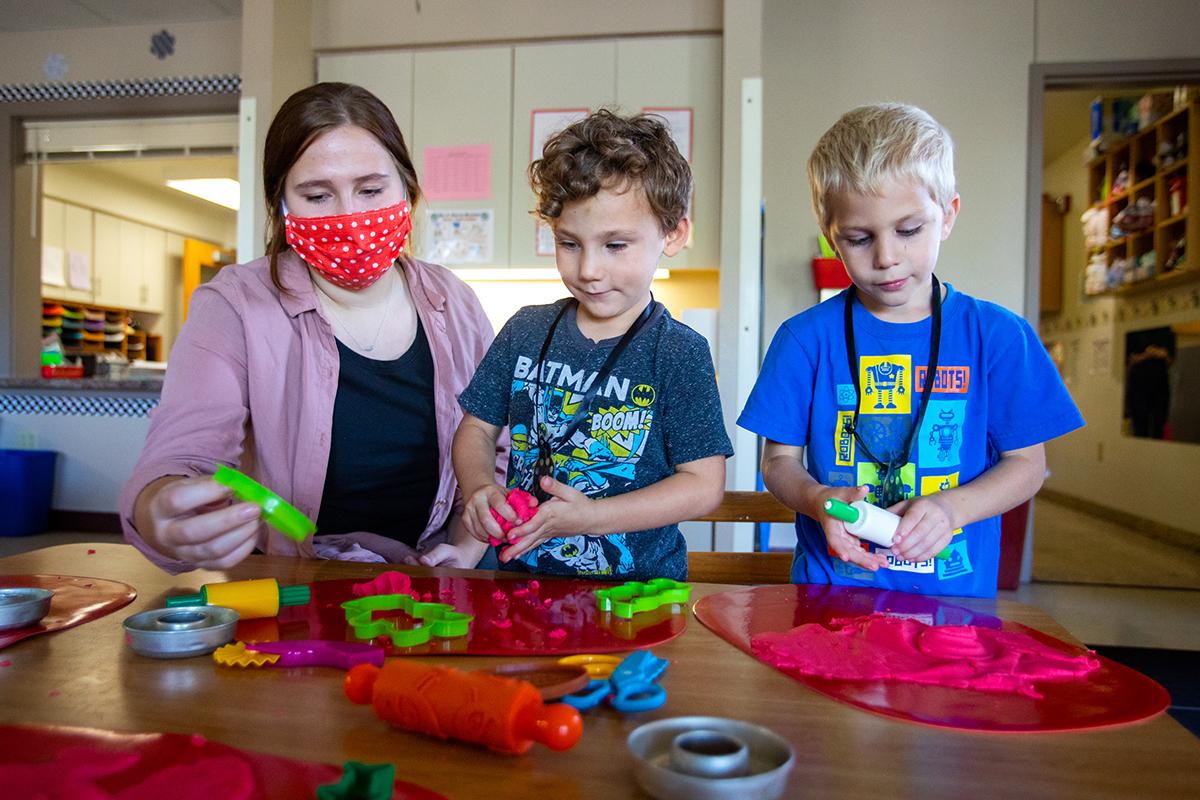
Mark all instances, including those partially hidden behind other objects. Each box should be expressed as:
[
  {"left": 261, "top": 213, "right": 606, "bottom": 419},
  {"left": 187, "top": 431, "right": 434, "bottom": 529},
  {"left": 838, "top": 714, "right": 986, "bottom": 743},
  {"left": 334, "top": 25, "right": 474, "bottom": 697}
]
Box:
[{"left": 0, "top": 376, "right": 164, "bottom": 393}]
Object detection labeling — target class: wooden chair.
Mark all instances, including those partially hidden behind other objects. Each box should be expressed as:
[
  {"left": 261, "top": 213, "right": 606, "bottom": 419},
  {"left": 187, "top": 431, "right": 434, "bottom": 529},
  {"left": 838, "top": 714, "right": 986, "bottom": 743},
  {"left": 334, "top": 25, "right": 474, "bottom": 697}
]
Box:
[{"left": 687, "top": 491, "right": 795, "bottom": 585}]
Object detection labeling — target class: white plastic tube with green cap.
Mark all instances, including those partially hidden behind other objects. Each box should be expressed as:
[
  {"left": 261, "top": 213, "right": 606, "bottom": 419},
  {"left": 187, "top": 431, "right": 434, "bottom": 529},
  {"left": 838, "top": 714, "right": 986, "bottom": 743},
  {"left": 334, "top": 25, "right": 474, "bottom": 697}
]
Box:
[{"left": 823, "top": 498, "right": 950, "bottom": 561}]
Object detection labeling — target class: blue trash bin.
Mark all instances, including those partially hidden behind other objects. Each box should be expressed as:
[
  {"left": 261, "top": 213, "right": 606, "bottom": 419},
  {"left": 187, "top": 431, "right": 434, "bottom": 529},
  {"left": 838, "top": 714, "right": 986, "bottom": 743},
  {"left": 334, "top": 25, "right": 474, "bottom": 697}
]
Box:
[{"left": 0, "top": 449, "right": 58, "bottom": 536}]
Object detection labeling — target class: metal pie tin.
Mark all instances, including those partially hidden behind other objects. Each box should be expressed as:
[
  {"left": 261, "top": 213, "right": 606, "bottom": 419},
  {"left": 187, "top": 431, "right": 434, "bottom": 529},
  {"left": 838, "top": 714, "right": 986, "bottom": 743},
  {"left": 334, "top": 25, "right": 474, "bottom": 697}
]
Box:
[
  {"left": 0, "top": 587, "right": 53, "bottom": 631},
  {"left": 123, "top": 606, "right": 239, "bottom": 658},
  {"left": 627, "top": 716, "right": 795, "bottom": 800}
]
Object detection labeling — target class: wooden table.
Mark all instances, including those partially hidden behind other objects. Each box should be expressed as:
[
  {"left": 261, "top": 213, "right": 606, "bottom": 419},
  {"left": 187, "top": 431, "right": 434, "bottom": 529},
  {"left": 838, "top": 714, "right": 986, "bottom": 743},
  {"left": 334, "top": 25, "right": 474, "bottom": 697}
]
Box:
[{"left": 1, "top": 543, "right": 1198, "bottom": 799}]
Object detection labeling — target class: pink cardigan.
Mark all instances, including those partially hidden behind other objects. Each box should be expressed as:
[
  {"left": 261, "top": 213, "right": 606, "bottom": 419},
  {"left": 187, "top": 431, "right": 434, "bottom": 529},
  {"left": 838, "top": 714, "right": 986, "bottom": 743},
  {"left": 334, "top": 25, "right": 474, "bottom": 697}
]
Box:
[{"left": 120, "top": 251, "right": 502, "bottom": 573}]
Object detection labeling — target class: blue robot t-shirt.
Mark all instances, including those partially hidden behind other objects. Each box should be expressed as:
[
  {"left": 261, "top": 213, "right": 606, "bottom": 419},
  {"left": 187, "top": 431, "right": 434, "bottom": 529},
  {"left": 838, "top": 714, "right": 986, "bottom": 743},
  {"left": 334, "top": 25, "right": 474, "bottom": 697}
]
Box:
[{"left": 738, "top": 283, "right": 1083, "bottom": 597}]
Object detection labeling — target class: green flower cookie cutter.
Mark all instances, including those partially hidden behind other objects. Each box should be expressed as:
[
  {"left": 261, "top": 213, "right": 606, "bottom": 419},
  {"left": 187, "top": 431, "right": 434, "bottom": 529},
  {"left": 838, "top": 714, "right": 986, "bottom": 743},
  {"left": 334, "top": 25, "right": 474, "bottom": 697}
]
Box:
[
  {"left": 341, "top": 594, "right": 473, "bottom": 647},
  {"left": 212, "top": 465, "right": 316, "bottom": 542},
  {"left": 593, "top": 578, "right": 692, "bottom": 619}
]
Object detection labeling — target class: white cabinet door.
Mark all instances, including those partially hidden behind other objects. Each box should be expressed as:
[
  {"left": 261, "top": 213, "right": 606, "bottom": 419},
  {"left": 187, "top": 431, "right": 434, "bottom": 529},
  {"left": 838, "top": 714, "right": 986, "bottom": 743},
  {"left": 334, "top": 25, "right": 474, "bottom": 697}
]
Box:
[
  {"left": 317, "top": 52, "right": 415, "bottom": 138},
  {"left": 41, "top": 198, "right": 71, "bottom": 299},
  {"left": 510, "top": 41, "right": 618, "bottom": 267},
  {"left": 61, "top": 204, "right": 95, "bottom": 302},
  {"left": 141, "top": 226, "right": 167, "bottom": 313},
  {"left": 616, "top": 35, "right": 722, "bottom": 270},
  {"left": 411, "top": 45, "right": 513, "bottom": 268},
  {"left": 118, "top": 219, "right": 146, "bottom": 310},
  {"left": 92, "top": 212, "right": 123, "bottom": 307}
]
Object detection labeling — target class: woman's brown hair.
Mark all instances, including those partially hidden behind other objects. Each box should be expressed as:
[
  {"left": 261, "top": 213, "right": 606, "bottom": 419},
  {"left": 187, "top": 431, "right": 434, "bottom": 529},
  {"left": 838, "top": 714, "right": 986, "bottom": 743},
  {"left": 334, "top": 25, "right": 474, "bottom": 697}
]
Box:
[{"left": 262, "top": 82, "right": 421, "bottom": 289}]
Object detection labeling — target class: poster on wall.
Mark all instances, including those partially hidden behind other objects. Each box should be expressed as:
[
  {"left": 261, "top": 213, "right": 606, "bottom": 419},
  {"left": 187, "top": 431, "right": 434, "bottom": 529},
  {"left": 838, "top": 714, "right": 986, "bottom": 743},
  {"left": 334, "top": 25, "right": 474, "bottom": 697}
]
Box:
[
  {"left": 67, "top": 250, "right": 91, "bottom": 290},
  {"left": 422, "top": 144, "right": 491, "bottom": 200},
  {"left": 42, "top": 245, "right": 65, "bottom": 286},
  {"left": 642, "top": 106, "right": 693, "bottom": 162},
  {"left": 424, "top": 209, "right": 494, "bottom": 264},
  {"left": 535, "top": 218, "right": 556, "bottom": 257},
  {"left": 531, "top": 108, "right": 589, "bottom": 162}
]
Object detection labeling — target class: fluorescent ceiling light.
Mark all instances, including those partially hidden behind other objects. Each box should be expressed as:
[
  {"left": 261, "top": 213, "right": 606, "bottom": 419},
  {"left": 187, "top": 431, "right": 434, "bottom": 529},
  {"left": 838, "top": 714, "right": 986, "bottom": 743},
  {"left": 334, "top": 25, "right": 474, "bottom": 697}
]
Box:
[
  {"left": 166, "top": 178, "right": 240, "bottom": 210},
  {"left": 453, "top": 268, "right": 670, "bottom": 281}
]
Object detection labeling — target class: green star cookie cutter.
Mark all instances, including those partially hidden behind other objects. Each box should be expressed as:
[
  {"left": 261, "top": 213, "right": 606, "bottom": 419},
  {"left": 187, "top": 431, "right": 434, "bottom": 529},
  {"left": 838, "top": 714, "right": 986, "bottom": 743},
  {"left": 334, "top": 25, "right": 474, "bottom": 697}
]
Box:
[
  {"left": 212, "top": 465, "right": 316, "bottom": 542},
  {"left": 593, "top": 578, "right": 692, "bottom": 619},
  {"left": 316, "top": 760, "right": 395, "bottom": 800},
  {"left": 341, "top": 593, "right": 473, "bottom": 647}
]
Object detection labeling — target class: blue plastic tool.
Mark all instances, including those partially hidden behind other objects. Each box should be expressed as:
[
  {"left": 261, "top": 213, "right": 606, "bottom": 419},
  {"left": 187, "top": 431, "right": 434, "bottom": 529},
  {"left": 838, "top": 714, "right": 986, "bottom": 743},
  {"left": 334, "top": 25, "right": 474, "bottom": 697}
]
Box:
[{"left": 560, "top": 650, "right": 668, "bottom": 713}]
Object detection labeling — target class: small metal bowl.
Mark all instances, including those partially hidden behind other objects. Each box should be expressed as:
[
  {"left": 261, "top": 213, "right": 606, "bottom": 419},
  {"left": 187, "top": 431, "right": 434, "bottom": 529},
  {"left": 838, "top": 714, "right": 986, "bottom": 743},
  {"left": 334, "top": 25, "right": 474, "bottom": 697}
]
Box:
[
  {"left": 0, "top": 587, "right": 53, "bottom": 631},
  {"left": 669, "top": 729, "right": 751, "bottom": 779},
  {"left": 628, "top": 716, "right": 795, "bottom": 800},
  {"left": 123, "top": 606, "right": 239, "bottom": 659}
]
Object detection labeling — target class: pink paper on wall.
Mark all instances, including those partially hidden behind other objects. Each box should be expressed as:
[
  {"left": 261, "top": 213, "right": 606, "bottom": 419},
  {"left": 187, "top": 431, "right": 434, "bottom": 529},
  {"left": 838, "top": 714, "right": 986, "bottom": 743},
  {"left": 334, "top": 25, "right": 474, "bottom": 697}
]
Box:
[{"left": 422, "top": 144, "right": 492, "bottom": 200}]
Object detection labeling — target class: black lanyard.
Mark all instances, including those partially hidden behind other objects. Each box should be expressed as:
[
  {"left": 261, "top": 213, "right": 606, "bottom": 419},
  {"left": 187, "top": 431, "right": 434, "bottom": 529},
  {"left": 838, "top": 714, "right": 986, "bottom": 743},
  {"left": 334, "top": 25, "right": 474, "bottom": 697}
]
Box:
[
  {"left": 531, "top": 297, "right": 656, "bottom": 500},
  {"left": 842, "top": 276, "right": 942, "bottom": 507}
]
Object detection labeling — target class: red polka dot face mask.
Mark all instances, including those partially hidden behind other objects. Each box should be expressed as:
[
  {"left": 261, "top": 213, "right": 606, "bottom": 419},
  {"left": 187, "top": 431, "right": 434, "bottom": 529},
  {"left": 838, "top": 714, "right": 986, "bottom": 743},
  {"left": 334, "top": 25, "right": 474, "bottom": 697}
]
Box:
[{"left": 284, "top": 201, "right": 412, "bottom": 290}]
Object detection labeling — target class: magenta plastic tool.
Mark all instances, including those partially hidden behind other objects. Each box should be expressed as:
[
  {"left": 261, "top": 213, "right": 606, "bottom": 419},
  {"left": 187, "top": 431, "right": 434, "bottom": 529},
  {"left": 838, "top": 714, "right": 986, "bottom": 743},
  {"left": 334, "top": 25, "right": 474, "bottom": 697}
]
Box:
[{"left": 243, "top": 640, "right": 385, "bottom": 669}]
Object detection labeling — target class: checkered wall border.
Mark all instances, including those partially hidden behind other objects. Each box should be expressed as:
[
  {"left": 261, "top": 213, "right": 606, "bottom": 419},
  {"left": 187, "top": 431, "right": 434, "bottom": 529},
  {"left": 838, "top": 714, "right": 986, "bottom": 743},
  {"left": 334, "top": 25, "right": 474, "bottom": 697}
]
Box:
[
  {"left": 0, "top": 393, "right": 158, "bottom": 418},
  {"left": 0, "top": 74, "right": 240, "bottom": 103}
]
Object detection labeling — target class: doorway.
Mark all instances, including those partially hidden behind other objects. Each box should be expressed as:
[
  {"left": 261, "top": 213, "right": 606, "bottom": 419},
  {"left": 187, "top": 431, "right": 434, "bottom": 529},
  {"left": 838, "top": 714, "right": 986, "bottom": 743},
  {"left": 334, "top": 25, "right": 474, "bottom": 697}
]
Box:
[
  {"left": 1027, "top": 61, "right": 1200, "bottom": 590},
  {"left": 2, "top": 90, "right": 238, "bottom": 377}
]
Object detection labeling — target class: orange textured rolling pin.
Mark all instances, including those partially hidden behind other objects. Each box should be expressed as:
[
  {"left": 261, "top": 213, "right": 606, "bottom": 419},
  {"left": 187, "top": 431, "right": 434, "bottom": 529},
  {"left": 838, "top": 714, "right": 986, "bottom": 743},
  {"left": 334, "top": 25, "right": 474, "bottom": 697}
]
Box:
[{"left": 344, "top": 660, "right": 583, "bottom": 755}]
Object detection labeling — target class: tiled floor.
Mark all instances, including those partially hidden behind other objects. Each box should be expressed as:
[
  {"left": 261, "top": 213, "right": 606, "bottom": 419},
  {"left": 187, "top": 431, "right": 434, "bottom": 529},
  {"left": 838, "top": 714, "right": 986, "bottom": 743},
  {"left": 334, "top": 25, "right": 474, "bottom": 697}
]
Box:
[
  {"left": 1030, "top": 497, "right": 1200, "bottom": 590},
  {"left": 1002, "top": 496, "right": 1200, "bottom": 651},
  {"left": 5, "top": 501, "right": 1199, "bottom": 651}
]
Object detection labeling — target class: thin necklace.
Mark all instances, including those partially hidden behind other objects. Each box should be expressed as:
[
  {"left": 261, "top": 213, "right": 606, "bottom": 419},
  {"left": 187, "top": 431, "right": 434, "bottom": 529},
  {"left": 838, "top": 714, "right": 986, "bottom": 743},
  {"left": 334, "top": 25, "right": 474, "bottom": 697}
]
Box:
[{"left": 316, "top": 272, "right": 395, "bottom": 353}]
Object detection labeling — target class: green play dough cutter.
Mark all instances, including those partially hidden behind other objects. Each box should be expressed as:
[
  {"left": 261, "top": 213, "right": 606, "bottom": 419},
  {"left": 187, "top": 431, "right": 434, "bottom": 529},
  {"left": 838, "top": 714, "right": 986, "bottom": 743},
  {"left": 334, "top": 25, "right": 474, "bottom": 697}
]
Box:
[{"left": 212, "top": 465, "right": 316, "bottom": 542}]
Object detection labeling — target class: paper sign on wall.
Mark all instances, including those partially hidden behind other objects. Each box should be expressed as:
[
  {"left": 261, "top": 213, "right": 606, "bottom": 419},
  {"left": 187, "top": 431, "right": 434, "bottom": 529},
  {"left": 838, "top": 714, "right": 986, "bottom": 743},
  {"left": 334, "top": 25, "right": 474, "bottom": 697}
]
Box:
[
  {"left": 422, "top": 144, "right": 492, "bottom": 200},
  {"left": 67, "top": 250, "right": 91, "bottom": 290},
  {"left": 531, "top": 109, "right": 589, "bottom": 162},
  {"left": 42, "top": 245, "right": 65, "bottom": 286},
  {"left": 425, "top": 209, "right": 494, "bottom": 264},
  {"left": 535, "top": 218, "right": 556, "bottom": 257},
  {"left": 642, "top": 107, "right": 693, "bottom": 162}
]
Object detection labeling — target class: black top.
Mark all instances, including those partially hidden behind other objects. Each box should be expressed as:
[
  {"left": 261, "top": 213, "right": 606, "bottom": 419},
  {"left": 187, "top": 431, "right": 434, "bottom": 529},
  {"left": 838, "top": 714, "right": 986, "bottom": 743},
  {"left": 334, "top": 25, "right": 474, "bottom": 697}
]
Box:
[{"left": 316, "top": 319, "right": 439, "bottom": 547}]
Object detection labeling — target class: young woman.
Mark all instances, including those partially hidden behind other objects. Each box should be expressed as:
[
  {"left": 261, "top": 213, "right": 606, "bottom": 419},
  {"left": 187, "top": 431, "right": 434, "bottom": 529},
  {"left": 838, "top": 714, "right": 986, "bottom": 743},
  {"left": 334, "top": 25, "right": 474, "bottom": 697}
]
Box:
[{"left": 121, "top": 82, "right": 503, "bottom": 572}]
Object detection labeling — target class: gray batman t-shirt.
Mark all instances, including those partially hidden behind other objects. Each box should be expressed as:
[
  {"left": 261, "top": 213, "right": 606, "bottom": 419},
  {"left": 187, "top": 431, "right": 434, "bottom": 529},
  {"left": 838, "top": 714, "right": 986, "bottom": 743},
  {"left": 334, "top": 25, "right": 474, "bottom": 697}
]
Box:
[{"left": 458, "top": 299, "right": 733, "bottom": 581}]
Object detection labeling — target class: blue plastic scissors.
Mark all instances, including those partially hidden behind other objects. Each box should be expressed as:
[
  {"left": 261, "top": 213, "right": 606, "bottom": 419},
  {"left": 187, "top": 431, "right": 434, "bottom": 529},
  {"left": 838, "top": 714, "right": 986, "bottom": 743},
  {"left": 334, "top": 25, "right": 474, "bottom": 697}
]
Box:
[{"left": 560, "top": 650, "right": 668, "bottom": 713}]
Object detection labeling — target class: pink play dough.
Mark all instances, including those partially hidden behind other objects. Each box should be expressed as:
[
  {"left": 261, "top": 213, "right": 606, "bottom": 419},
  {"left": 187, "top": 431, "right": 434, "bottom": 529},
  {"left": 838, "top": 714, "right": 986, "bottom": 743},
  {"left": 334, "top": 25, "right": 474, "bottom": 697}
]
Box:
[
  {"left": 488, "top": 488, "right": 538, "bottom": 544},
  {"left": 751, "top": 613, "right": 1100, "bottom": 699}
]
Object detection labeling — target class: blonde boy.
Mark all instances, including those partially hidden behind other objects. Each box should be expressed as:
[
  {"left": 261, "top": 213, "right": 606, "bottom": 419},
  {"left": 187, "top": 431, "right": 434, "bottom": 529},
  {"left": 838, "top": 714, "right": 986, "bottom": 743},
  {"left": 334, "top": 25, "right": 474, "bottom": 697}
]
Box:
[{"left": 738, "top": 104, "right": 1082, "bottom": 597}]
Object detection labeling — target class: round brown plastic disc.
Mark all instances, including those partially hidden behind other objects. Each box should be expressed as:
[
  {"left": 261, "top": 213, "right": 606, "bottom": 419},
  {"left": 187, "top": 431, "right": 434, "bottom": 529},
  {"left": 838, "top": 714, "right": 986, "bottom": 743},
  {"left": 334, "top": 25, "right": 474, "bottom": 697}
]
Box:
[{"left": 484, "top": 661, "right": 591, "bottom": 700}]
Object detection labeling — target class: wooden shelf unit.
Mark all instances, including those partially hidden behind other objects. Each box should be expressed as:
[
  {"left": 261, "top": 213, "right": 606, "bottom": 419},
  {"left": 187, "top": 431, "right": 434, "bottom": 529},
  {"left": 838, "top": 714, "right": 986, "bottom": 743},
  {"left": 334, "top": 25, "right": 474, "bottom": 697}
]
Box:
[
  {"left": 1085, "top": 97, "right": 1197, "bottom": 296},
  {"left": 42, "top": 296, "right": 163, "bottom": 362}
]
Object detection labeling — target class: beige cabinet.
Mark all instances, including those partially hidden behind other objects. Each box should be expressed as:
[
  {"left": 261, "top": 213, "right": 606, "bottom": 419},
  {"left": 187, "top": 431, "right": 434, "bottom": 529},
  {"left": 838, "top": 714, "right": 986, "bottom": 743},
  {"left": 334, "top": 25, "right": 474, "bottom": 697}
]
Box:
[
  {"left": 89, "top": 216, "right": 168, "bottom": 313},
  {"left": 317, "top": 35, "right": 722, "bottom": 270},
  {"left": 42, "top": 198, "right": 95, "bottom": 303},
  {"left": 316, "top": 51, "right": 415, "bottom": 137},
  {"left": 510, "top": 41, "right": 619, "bottom": 268},
  {"left": 92, "top": 212, "right": 123, "bottom": 307},
  {"left": 118, "top": 219, "right": 146, "bottom": 310},
  {"left": 141, "top": 226, "right": 167, "bottom": 313},
  {"left": 616, "top": 36, "right": 721, "bottom": 269},
  {"left": 411, "top": 45, "right": 512, "bottom": 268}
]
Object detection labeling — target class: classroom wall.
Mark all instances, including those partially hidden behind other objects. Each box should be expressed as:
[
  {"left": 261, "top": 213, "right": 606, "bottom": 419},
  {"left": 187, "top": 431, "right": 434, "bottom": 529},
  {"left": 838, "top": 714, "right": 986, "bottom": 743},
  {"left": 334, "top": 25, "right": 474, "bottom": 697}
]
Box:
[
  {"left": 311, "top": 0, "right": 722, "bottom": 51},
  {"left": 0, "top": 20, "right": 239, "bottom": 84},
  {"left": 761, "top": 0, "right": 1035, "bottom": 339},
  {"left": 1035, "top": 0, "right": 1200, "bottom": 62},
  {"left": 1041, "top": 135, "right": 1200, "bottom": 537}
]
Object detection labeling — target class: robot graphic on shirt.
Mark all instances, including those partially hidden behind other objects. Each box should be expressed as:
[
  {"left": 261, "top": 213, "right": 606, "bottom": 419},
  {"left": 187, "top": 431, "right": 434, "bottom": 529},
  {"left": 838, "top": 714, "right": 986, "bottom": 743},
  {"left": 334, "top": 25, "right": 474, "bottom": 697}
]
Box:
[
  {"left": 928, "top": 407, "right": 962, "bottom": 463},
  {"left": 864, "top": 359, "right": 906, "bottom": 410}
]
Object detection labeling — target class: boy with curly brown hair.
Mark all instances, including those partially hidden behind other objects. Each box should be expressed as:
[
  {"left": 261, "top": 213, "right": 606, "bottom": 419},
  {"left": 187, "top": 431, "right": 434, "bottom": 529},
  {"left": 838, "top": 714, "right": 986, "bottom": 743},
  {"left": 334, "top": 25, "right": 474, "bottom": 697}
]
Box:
[{"left": 430, "top": 109, "right": 732, "bottom": 580}]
